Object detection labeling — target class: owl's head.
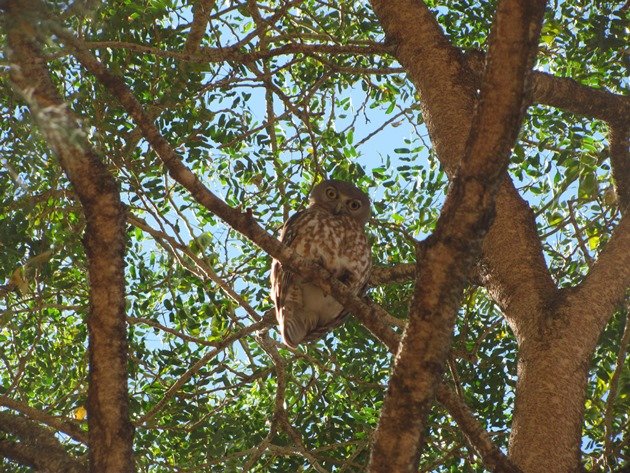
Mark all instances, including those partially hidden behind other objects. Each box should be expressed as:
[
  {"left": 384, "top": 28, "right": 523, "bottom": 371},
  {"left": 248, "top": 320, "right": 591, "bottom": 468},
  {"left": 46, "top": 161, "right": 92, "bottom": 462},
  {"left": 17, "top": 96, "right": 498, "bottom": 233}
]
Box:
[{"left": 309, "top": 179, "right": 371, "bottom": 226}]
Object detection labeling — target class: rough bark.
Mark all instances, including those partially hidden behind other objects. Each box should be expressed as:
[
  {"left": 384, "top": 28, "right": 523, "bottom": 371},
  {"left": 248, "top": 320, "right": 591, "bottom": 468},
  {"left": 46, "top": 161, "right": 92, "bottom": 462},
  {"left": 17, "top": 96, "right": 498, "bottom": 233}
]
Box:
[
  {"left": 436, "top": 384, "right": 523, "bottom": 473},
  {"left": 530, "top": 71, "right": 630, "bottom": 125},
  {"left": 610, "top": 125, "right": 630, "bottom": 213},
  {"left": 509, "top": 333, "right": 591, "bottom": 472},
  {"left": 5, "top": 2, "right": 133, "bottom": 471},
  {"left": 509, "top": 339, "right": 589, "bottom": 472},
  {"left": 369, "top": 263, "right": 416, "bottom": 286},
  {"left": 479, "top": 181, "right": 558, "bottom": 335},
  {"left": 366, "top": 0, "right": 630, "bottom": 471},
  {"left": 367, "top": 1, "right": 546, "bottom": 471},
  {"left": 466, "top": 50, "right": 630, "bottom": 125},
  {"left": 0, "top": 412, "right": 86, "bottom": 473},
  {"left": 0, "top": 395, "right": 87, "bottom": 444},
  {"left": 183, "top": 0, "right": 217, "bottom": 53},
  {"left": 509, "top": 214, "right": 630, "bottom": 472}
]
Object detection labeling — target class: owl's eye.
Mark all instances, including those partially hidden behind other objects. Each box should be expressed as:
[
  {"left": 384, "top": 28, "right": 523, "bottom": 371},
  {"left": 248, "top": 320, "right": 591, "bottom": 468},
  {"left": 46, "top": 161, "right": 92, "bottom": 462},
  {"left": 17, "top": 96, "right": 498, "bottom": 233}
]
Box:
[
  {"left": 348, "top": 200, "right": 362, "bottom": 211},
  {"left": 325, "top": 187, "right": 338, "bottom": 199}
]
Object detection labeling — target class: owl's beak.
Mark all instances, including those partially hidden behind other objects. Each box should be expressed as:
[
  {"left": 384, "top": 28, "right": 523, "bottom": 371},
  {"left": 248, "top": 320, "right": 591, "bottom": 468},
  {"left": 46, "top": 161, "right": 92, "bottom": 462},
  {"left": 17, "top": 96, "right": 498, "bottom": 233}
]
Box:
[{"left": 334, "top": 202, "right": 345, "bottom": 215}]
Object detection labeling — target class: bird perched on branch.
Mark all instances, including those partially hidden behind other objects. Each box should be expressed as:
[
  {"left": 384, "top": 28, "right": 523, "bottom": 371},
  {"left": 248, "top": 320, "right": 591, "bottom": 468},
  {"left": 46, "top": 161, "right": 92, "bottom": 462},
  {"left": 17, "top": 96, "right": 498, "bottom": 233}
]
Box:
[{"left": 271, "top": 179, "right": 372, "bottom": 348}]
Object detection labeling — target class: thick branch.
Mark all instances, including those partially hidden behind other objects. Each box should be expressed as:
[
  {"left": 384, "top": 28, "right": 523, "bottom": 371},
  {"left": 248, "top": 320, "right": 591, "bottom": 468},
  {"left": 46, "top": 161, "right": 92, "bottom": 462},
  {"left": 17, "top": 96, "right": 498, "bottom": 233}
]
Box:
[
  {"left": 479, "top": 181, "right": 558, "bottom": 328},
  {"left": 369, "top": 0, "right": 556, "bottom": 340},
  {"left": 0, "top": 395, "right": 87, "bottom": 444},
  {"left": 5, "top": 3, "right": 133, "bottom": 471},
  {"left": 368, "top": 0, "right": 546, "bottom": 470},
  {"left": 610, "top": 125, "right": 630, "bottom": 213},
  {"left": 184, "top": 0, "right": 216, "bottom": 53},
  {"left": 436, "top": 384, "right": 522, "bottom": 473},
  {"left": 465, "top": 50, "right": 630, "bottom": 125},
  {"left": 568, "top": 214, "right": 630, "bottom": 339},
  {"left": 531, "top": 71, "right": 630, "bottom": 126},
  {"left": 0, "top": 412, "right": 85, "bottom": 473}
]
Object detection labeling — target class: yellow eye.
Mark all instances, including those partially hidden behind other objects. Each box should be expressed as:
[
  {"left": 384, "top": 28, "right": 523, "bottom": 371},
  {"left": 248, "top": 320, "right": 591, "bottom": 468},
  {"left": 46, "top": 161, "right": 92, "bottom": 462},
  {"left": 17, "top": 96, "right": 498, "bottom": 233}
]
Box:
[
  {"left": 348, "top": 200, "right": 361, "bottom": 211},
  {"left": 325, "top": 187, "right": 337, "bottom": 199}
]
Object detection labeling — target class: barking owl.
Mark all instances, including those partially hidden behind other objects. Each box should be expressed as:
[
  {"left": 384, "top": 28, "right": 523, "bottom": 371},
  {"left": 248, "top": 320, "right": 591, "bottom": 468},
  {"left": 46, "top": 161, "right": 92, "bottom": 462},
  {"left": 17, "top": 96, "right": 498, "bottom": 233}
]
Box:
[{"left": 271, "top": 179, "right": 372, "bottom": 348}]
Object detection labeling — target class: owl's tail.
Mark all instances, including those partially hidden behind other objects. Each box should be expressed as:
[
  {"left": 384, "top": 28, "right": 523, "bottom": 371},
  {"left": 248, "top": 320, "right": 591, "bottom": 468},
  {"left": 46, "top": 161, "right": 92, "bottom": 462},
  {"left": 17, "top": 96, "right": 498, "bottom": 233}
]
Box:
[{"left": 280, "top": 314, "right": 308, "bottom": 349}]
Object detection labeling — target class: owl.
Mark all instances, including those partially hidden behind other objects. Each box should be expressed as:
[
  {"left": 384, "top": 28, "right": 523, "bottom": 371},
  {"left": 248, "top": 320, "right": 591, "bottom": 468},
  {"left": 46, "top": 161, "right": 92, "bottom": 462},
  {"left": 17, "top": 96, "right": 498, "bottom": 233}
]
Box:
[{"left": 271, "top": 179, "right": 372, "bottom": 348}]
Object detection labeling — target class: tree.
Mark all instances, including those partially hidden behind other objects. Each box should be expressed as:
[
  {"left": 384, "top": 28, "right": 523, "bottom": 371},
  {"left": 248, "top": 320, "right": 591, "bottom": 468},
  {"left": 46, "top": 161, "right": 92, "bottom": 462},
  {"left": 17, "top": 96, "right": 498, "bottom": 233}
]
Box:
[{"left": 0, "top": 0, "right": 628, "bottom": 471}]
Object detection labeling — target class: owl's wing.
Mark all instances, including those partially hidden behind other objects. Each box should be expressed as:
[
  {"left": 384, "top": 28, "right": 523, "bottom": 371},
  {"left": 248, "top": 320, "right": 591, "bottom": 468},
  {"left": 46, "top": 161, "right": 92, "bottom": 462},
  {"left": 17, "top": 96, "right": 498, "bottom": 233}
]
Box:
[
  {"left": 271, "top": 209, "right": 306, "bottom": 311},
  {"left": 271, "top": 210, "right": 315, "bottom": 347}
]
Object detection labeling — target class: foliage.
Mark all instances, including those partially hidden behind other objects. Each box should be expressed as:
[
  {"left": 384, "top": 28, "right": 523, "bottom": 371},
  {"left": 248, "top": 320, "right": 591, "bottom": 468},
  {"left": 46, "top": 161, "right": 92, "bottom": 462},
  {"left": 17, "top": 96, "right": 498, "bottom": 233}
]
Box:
[{"left": 0, "top": 0, "right": 627, "bottom": 471}]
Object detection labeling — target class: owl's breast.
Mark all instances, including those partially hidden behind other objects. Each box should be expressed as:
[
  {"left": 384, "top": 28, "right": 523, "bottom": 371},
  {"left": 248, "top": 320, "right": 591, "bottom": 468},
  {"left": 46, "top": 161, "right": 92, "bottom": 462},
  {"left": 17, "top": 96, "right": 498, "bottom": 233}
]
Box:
[{"left": 290, "top": 209, "right": 371, "bottom": 289}]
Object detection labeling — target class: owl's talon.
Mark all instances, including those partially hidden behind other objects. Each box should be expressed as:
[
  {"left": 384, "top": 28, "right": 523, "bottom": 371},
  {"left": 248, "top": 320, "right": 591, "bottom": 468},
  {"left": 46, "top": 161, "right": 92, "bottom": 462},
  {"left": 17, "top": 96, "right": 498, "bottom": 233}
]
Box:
[{"left": 338, "top": 269, "right": 353, "bottom": 285}]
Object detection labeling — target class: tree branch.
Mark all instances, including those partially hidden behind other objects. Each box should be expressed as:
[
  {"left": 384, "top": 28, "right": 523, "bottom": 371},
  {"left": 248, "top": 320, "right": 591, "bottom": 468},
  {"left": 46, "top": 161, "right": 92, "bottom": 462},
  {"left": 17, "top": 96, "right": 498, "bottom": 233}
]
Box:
[
  {"left": 183, "top": 0, "right": 216, "bottom": 53},
  {"left": 369, "top": 0, "right": 557, "bottom": 339},
  {"left": 5, "top": 2, "right": 133, "bottom": 470},
  {"left": 436, "top": 384, "right": 522, "bottom": 473},
  {"left": 610, "top": 124, "right": 630, "bottom": 213},
  {"left": 369, "top": 263, "right": 416, "bottom": 286},
  {"left": 465, "top": 50, "right": 630, "bottom": 125},
  {"left": 136, "top": 315, "right": 274, "bottom": 426},
  {"left": 367, "top": 0, "right": 547, "bottom": 470},
  {"left": 531, "top": 70, "right": 630, "bottom": 126},
  {"left": 0, "top": 395, "right": 87, "bottom": 444},
  {"left": 44, "top": 21, "right": 406, "bottom": 353},
  {"left": 0, "top": 412, "right": 86, "bottom": 473},
  {"left": 569, "top": 214, "right": 630, "bottom": 337}
]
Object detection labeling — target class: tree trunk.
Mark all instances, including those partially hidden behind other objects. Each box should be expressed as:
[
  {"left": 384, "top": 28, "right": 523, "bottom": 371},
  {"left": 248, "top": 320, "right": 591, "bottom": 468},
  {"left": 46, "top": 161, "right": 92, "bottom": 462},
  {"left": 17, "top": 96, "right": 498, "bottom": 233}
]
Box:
[{"left": 510, "top": 339, "right": 589, "bottom": 472}]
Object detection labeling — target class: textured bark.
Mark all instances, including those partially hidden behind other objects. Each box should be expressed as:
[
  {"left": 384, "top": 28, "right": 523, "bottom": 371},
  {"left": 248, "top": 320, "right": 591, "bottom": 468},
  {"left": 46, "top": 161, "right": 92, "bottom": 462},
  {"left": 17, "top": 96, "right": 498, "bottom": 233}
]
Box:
[
  {"left": 530, "top": 71, "right": 630, "bottom": 125},
  {"left": 184, "top": 0, "right": 217, "bottom": 53},
  {"left": 5, "top": 2, "right": 133, "bottom": 471},
  {"left": 479, "top": 182, "right": 558, "bottom": 335},
  {"left": 509, "top": 339, "right": 589, "bottom": 472},
  {"left": 365, "top": 1, "right": 630, "bottom": 472},
  {"left": 0, "top": 412, "right": 86, "bottom": 473},
  {"left": 610, "top": 125, "right": 630, "bottom": 213},
  {"left": 509, "top": 214, "right": 630, "bottom": 472},
  {"left": 367, "top": 1, "right": 546, "bottom": 471},
  {"left": 0, "top": 395, "right": 87, "bottom": 444},
  {"left": 0, "top": 439, "right": 86, "bottom": 473},
  {"left": 436, "top": 384, "right": 523, "bottom": 473},
  {"left": 466, "top": 50, "right": 630, "bottom": 125}
]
